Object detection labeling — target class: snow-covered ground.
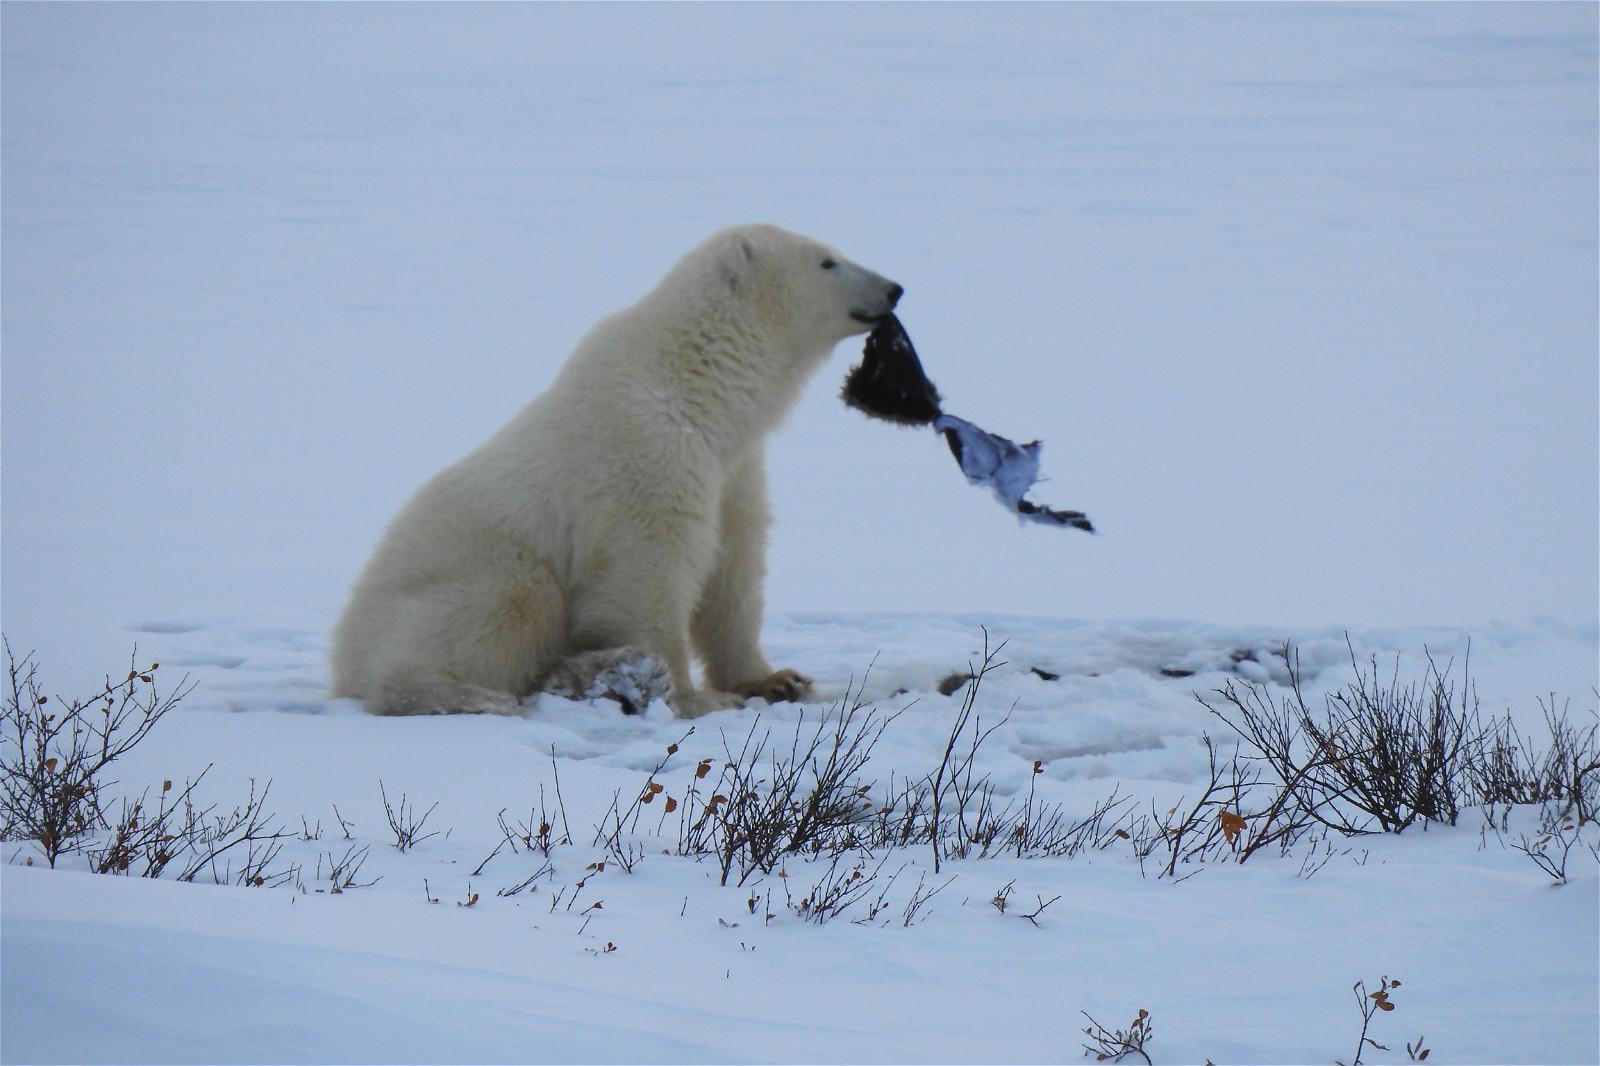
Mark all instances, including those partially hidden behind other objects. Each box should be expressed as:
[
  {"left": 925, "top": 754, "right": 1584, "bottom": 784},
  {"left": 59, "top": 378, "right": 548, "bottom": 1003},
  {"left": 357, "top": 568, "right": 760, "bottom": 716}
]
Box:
[
  {"left": 3, "top": 4, "right": 1597, "bottom": 1064},
  {"left": 3, "top": 615, "right": 1598, "bottom": 1065}
]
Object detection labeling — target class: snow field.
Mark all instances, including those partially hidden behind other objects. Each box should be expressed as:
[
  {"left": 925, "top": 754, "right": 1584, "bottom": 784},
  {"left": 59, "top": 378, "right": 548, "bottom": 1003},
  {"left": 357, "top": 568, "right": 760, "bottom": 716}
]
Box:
[{"left": 3, "top": 615, "right": 1596, "bottom": 1064}]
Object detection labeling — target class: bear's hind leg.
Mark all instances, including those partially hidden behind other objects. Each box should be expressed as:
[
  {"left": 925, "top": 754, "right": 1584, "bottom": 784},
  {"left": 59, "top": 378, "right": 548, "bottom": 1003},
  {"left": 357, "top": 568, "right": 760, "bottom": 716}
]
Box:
[
  {"left": 363, "top": 567, "right": 565, "bottom": 716},
  {"left": 368, "top": 674, "right": 523, "bottom": 717}
]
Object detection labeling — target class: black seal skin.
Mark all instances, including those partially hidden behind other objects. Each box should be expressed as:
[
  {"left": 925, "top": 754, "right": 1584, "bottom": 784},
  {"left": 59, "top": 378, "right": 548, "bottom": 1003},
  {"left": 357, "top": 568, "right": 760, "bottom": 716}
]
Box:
[
  {"left": 841, "top": 313, "right": 944, "bottom": 426},
  {"left": 842, "top": 314, "right": 1094, "bottom": 533}
]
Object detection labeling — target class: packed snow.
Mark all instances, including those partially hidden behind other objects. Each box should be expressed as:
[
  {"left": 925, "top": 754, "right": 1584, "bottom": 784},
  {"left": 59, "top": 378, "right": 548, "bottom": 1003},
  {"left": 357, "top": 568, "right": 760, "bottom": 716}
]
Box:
[{"left": 3, "top": 3, "right": 1596, "bottom": 1064}]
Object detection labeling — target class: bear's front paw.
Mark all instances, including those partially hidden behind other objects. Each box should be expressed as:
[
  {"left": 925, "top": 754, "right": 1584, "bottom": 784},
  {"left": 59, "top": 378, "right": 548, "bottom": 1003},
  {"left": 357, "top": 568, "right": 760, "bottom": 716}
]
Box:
[{"left": 734, "top": 668, "right": 814, "bottom": 704}]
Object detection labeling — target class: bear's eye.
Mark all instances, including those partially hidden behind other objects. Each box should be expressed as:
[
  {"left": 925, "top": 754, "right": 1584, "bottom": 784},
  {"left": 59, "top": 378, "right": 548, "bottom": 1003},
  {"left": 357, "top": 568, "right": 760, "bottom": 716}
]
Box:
[{"left": 820, "top": 258, "right": 837, "bottom": 270}]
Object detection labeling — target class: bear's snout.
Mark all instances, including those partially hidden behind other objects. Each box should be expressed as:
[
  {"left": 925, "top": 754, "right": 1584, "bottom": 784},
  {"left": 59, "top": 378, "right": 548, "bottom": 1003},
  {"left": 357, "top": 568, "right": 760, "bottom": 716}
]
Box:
[{"left": 851, "top": 280, "right": 903, "bottom": 325}]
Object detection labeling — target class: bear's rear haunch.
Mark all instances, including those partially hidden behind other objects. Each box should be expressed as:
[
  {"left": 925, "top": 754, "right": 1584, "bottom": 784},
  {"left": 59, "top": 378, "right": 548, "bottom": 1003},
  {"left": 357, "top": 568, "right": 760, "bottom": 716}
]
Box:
[{"left": 329, "top": 225, "right": 902, "bottom": 718}]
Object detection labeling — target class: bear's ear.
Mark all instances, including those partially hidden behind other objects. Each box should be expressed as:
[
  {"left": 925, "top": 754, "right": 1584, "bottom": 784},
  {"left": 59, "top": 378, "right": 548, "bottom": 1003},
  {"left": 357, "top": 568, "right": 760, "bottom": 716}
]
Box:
[{"left": 719, "top": 233, "right": 758, "bottom": 291}]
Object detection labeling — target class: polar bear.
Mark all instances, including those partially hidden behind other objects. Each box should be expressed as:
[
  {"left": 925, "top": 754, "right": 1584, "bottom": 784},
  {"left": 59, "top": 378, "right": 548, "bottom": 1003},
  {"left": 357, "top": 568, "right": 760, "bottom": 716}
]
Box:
[{"left": 330, "top": 224, "right": 902, "bottom": 718}]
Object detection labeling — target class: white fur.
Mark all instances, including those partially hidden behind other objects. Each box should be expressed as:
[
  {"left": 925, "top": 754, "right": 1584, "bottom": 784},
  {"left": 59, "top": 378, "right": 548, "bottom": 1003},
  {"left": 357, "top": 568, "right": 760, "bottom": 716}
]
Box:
[{"left": 330, "top": 224, "right": 901, "bottom": 718}]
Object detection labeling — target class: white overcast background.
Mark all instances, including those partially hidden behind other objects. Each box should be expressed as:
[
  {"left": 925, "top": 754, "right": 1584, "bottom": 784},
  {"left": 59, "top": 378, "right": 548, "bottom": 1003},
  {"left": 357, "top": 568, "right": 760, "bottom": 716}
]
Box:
[{"left": 3, "top": 2, "right": 1595, "bottom": 690}]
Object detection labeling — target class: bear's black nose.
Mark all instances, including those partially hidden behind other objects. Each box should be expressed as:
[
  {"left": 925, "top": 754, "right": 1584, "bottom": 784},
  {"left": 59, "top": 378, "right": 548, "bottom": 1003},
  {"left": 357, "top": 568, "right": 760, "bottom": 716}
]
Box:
[{"left": 886, "top": 283, "right": 904, "bottom": 307}]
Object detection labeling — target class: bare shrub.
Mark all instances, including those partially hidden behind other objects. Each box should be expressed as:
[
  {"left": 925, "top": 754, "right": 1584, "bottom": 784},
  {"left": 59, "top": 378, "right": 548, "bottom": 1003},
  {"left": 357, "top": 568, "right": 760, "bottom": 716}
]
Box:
[
  {"left": 1337, "top": 976, "right": 1404, "bottom": 1066},
  {"left": 1, "top": 641, "right": 193, "bottom": 867},
  {"left": 848, "top": 861, "right": 909, "bottom": 925},
  {"left": 925, "top": 634, "right": 1009, "bottom": 872},
  {"left": 1473, "top": 696, "right": 1598, "bottom": 821},
  {"left": 1505, "top": 803, "right": 1597, "bottom": 886},
  {"left": 572, "top": 636, "right": 1594, "bottom": 901},
  {"left": 1200, "top": 639, "right": 1485, "bottom": 835},
  {"left": 870, "top": 771, "right": 1135, "bottom": 865},
  {"left": 676, "top": 684, "right": 895, "bottom": 886},
  {"left": 319, "top": 843, "right": 380, "bottom": 891},
  {"left": 656, "top": 644, "right": 1139, "bottom": 887},
  {"left": 1190, "top": 638, "right": 1598, "bottom": 887},
  {"left": 502, "top": 775, "right": 573, "bottom": 860},
  {"left": 495, "top": 855, "right": 554, "bottom": 898},
  {"left": 1017, "top": 891, "right": 1061, "bottom": 926},
  {"left": 89, "top": 775, "right": 208, "bottom": 877},
  {"left": 1, "top": 642, "right": 294, "bottom": 885},
  {"left": 91, "top": 771, "right": 294, "bottom": 887},
  {"left": 1080, "top": 1008, "right": 1153, "bottom": 1064},
  {"left": 1121, "top": 733, "right": 1319, "bottom": 880},
  {"left": 845, "top": 635, "right": 1137, "bottom": 868},
  {"left": 379, "top": 781, "right": 440, "bottom": 852},
  {"left": 1007, "top": 764, "right": 1124, "bottom": 858},
  {"left": 783, "top": 850, "right": 892, "bottom": 925},
  {"left": 593, "top": 728, "right": 694, "bottom": 872},
  {"left": 899, "top": 868, "right": 956, "bottom": 926}
]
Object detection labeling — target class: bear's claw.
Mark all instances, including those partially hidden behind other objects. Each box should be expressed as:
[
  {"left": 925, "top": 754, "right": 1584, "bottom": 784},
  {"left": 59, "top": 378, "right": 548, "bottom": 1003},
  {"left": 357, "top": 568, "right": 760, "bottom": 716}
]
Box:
[{"left": 734, "top": 668, "right": 814, "bottom": 704}]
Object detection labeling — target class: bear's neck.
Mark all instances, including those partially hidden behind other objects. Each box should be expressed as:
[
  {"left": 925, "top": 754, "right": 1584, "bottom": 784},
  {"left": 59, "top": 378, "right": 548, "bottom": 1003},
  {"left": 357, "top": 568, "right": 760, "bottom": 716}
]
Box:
[{"left": 657, "top": 314, "right": 818, "bottom": 460}]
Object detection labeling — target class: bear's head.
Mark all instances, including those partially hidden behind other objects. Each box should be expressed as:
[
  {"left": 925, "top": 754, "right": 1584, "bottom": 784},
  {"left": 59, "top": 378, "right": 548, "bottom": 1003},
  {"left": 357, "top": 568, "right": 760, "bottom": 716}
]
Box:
[{"left": 708, "top": 224, "right": 903, "bottom": 362}]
